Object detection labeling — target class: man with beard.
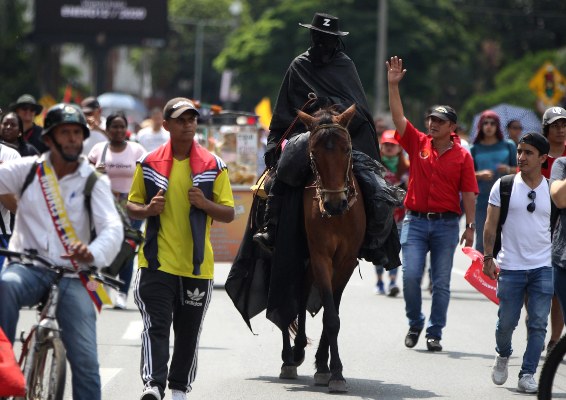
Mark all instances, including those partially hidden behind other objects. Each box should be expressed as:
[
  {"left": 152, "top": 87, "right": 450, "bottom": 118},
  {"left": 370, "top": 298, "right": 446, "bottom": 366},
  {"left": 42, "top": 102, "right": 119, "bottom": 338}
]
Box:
[
  {"left": 254, "top": 12, "right": 381, "bottom": 250},
  {"left": 0, "top": 103, "right": 123, "bottom": 400}
]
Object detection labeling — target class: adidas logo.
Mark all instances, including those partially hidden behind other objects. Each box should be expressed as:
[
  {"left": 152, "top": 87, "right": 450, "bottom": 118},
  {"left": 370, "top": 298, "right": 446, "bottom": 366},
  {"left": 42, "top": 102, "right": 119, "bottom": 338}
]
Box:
[{"left": 185, "top": 288, "right": 206, "bottom": 306}]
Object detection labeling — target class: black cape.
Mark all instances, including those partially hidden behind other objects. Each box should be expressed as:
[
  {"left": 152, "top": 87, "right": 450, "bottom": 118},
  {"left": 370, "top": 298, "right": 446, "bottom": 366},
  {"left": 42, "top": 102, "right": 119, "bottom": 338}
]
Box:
[{"left": 268, "top": 50, "right": 380, "bottom": 161}]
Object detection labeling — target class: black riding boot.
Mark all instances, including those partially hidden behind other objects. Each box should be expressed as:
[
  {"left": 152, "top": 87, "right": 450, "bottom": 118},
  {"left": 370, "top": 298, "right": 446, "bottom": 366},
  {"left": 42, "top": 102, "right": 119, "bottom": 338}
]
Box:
[{"left": 253, "top": 180, "right": 285, "bottom": 254}]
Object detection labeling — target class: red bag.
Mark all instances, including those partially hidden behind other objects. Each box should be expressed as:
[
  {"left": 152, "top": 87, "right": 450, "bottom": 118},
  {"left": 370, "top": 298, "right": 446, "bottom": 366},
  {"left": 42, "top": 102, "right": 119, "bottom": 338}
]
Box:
[
  {"left": 462, "top": 247, "right": 499, "bottom": 305},
  {"left": 0, "top": 327, "right": 25, "bottom": 396}
]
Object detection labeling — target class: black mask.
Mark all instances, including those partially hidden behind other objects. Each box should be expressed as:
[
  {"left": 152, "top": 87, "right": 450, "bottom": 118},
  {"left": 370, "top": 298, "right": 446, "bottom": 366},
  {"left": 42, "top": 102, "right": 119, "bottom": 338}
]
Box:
[{"left": 308, "top": 31, "right": 342, "bottom": 66}]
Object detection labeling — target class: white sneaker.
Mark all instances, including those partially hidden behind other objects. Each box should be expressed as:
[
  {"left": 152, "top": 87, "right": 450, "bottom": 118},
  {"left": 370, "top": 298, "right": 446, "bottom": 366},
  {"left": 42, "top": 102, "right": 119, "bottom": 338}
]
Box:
[
  {"left": 140, "top": 386, "right": 161, "bottom": 400},
  {"left": 171, "top": 389, "right": 187, "bottom": 400},
  {"left": 114, "top": 292, "right": 127, "bottom": 310},
  {"left": 491, "top": 355, "right": 509, "bottom": 385},
  {"left": 517, "top": 374, "right": 538, "bottom": 393}
]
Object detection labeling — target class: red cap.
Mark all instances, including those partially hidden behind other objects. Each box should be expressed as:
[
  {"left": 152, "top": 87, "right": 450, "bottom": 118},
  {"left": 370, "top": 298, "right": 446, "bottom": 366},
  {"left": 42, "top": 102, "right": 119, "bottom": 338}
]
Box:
[{"left": 380, "top": 130, "right": 399, "bottom": 145}]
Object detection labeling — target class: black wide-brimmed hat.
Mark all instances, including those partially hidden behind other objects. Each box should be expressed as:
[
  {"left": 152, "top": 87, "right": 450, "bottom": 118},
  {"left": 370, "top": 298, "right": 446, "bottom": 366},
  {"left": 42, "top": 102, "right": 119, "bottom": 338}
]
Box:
[
  {"left": 9, "top": 94, "right": 43, "bottom": 114},
  {"left": 299, "top": 13, "right": 349, "bottom": 36}
]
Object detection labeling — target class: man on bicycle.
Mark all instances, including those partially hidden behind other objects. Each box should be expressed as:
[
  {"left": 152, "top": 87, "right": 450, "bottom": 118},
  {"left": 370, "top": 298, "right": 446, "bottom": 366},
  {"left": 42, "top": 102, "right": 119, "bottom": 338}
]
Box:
[{"left": 0, "top": 103, "right": 124, "bottom": 400}]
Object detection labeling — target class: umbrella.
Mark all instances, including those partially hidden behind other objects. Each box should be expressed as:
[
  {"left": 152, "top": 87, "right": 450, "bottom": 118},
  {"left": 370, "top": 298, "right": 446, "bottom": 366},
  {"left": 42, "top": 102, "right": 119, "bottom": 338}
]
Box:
[
  {"left": 469, "top": 103, "right": 541, "bottom": 143},
  {"left": 97, "top": 92, "right": 148, "bottom": 125}
]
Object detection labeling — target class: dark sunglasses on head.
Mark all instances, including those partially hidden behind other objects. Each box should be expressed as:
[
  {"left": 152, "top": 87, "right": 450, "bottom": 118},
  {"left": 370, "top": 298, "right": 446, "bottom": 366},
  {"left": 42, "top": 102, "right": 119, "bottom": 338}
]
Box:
[{"left": 527, "top": 190, "right": 536, "bottom": 213}]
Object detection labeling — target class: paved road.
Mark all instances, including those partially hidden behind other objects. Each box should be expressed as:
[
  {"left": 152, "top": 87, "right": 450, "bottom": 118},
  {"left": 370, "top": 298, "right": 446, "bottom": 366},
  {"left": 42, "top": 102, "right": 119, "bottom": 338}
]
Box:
[{"left": 14, "top": 248, "right": 552, "bottom": 399}]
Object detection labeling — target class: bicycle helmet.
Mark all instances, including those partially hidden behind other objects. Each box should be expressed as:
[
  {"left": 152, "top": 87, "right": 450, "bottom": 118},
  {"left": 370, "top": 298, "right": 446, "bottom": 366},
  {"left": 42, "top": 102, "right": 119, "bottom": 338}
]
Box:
[{"left": 42, "top": 103, "right": 90, "bottom": 139}]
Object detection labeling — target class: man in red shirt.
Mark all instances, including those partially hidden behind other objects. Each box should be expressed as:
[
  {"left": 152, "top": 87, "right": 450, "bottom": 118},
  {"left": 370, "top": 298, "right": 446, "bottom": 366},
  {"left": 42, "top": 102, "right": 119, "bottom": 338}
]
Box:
[{"left": 387, "top": 56, "right": 478, "bottom": 351}]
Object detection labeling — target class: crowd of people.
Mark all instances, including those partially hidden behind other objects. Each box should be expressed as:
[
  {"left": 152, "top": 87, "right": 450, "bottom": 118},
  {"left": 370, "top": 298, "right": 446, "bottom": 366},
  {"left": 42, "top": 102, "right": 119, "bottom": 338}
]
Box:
[
  {"left": 1, "top": 10, "right": 566, "bottom": 400},
  {"left": 0, "top": 93, "right": 235, "bottom": 400},
  {"left": 383, "top": 55, "right": 566, "bottom": 394}
]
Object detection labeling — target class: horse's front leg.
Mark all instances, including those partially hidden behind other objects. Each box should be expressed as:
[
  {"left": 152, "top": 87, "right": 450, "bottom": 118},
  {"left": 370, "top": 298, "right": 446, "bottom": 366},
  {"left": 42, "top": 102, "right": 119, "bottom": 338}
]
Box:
[
  {"left": 280, "top": 328, "right": 297, "bottom": 379},
  {"left": 314, "top": 328, "right": 330, "bottom": 386},
  {"left": 325, "top": 287, "right": 348, "bottom": 393},
  {"left": 312, "top": 264, "right": 347, "bottom": 392}
]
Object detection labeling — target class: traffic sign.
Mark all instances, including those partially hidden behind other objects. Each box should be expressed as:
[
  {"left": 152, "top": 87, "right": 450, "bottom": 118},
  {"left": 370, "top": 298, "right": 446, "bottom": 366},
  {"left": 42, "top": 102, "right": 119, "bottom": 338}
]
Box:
[{"left": 529, "top": 62, "right": 566, "bottom": 106}]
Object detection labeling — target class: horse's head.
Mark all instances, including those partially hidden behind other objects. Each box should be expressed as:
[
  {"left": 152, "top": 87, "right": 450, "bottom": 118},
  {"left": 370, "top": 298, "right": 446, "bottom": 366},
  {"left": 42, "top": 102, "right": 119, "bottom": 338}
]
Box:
[{"left": 298, "top": 104, "right": 356, "bottom": 216}]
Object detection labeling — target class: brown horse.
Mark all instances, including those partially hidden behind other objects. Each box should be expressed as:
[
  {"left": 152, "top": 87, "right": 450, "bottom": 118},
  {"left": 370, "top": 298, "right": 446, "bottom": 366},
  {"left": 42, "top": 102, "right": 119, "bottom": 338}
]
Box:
[{"left": 279, "top": 104, "right": 366, "bottom": 393}]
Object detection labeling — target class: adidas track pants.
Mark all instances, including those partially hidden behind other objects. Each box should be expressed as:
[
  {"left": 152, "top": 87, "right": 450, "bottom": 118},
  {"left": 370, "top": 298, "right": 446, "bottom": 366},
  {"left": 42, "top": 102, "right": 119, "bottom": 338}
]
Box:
[{"left": 134, "top": 268, "right": 213, "bottom": 395}]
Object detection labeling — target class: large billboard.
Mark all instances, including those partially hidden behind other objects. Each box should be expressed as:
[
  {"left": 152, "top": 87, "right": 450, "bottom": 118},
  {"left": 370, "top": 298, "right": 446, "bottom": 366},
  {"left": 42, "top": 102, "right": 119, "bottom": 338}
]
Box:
[{"left": 33, "top": 0, "right": 168, "bottom": 45}]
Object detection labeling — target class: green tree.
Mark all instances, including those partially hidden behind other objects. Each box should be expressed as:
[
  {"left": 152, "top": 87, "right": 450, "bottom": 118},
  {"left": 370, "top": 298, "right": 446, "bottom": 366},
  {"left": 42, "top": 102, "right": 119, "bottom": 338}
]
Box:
[
  {"left": 0, "top": 0, "right": 38, "bottom": 109},
  {"left": 460, "top": 48, "right": 566, "bottom": 128},
  {"left": 215, "top": 0, "right": 477, "bottom": 119},
  {"left": 138, "top": 0, "right": 250, "bottom": 104}
]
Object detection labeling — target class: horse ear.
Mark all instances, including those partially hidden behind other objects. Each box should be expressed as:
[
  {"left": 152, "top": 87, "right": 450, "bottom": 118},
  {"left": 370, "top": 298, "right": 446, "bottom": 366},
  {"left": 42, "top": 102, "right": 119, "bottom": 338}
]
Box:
[
  {"left": 297, "top": 109, "right": 317, "bottom": 131},
  {"left": 334, "top": 104, "right": 356, "bottom": 128}
]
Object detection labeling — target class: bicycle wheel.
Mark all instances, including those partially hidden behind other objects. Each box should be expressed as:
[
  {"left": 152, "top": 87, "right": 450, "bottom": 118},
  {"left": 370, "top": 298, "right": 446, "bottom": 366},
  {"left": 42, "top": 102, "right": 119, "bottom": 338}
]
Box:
[
  {"left": 539, "top": 334, "right": 566, "bottom": 399},
  {"left": 25, "top": 337, "right": 66, "bottom": 400}
]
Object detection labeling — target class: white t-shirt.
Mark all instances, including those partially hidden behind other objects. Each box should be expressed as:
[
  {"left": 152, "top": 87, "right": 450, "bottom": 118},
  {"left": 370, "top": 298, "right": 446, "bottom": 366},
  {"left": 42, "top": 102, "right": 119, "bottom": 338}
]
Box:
[
  {"left": 0, "top": 145, "right": 21, "bottom": 235},
  {"left": 135, "top": 126, "right": 169, "bottom": 152},
  {"left": 489, "top": 174, "right": 551, "bottom": 270},
  {"left": 88, "top": 142, "right": 146, "bottom": 194}
]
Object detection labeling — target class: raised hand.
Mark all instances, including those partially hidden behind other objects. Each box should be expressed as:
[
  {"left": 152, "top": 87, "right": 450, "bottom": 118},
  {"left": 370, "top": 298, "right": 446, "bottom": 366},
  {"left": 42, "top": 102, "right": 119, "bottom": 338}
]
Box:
[{"left": 386, "top": 56, "right": 407, "bottom": 85}]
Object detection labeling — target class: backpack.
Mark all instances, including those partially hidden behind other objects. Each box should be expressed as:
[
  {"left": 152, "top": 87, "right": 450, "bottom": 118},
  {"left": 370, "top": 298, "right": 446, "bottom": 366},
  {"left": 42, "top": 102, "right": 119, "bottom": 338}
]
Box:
[
  {"left": 493, "top": 174, "right": 558, "bottom": 257},
  {"left": 20, "top": 162, "right": 143, "bottom": 276}
]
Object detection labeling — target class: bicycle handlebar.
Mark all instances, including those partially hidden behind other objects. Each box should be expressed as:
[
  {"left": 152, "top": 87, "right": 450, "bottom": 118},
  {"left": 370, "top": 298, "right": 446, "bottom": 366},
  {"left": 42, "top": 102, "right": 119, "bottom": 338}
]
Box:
[{"left": 0, "top": 247, "right": 124, "bottom": 290}]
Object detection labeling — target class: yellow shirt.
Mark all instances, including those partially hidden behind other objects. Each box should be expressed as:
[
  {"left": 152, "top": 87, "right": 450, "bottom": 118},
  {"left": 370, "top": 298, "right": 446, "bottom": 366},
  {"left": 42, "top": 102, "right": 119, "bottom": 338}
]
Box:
[{"left": 128, "top": 158, "right": 234, "bottom": 278}]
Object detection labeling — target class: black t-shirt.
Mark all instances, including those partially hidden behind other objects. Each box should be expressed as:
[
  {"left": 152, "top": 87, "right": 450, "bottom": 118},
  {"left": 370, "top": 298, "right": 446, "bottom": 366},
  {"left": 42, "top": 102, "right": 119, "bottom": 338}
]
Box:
[{"left": 24, "top": 124, "right": 48, "bottom": 153}]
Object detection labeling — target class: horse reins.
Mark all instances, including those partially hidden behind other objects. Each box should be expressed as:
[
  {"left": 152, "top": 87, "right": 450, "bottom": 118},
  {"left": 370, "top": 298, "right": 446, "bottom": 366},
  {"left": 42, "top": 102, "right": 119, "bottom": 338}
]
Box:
[{"left": 308, "top": 123, "right": 357, "bottom": 217}]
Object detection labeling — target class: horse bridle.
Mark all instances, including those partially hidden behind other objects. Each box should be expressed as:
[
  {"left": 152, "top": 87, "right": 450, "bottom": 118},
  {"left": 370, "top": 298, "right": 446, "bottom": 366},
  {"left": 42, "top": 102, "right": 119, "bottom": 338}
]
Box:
[{"left": 308, "top": 123, "right": 358, "bottom": 217}]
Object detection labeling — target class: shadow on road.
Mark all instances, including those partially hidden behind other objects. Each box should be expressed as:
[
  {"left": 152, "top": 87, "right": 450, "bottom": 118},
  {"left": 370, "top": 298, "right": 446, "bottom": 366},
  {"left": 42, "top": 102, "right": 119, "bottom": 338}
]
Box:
[{"left": 249, "top": 375, "right": 439, "bottom": 399}]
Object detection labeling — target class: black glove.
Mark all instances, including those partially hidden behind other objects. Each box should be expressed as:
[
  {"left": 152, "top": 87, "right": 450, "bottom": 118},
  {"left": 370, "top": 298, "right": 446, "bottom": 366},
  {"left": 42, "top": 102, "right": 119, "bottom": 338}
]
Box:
[{"left": 264, "top": 148, "right": 277, "bottom": 169}]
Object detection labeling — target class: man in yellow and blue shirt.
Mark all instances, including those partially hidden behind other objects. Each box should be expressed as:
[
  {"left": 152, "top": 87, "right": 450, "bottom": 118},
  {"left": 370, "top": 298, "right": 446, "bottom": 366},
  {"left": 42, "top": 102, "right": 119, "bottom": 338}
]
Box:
[{"left": 127, "top": 98, "right": 234, "bottom": 400}]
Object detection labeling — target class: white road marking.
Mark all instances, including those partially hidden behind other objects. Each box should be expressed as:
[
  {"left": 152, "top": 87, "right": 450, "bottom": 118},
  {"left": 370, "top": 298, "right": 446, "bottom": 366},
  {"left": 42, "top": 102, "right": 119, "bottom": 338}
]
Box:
[
  {"left": 122, "top": 320, "right": 143, "bottom": 341},
  {"left": 100, "top": 368, "right": 121, "bottom": 389}
]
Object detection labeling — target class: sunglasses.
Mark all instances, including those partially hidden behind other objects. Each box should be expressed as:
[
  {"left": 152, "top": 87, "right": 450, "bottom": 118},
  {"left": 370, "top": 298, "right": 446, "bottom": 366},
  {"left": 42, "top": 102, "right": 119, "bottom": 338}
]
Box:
[
  {"left": 18, "top": 105, "right": 36, "bottom": 112},
  {"left": 483, "top": 120, "right": 497, "bottom": 126},
  {"left": 527, "top": 190, "right": 536, "bottom": 213},
  {"left": 509, "top": 125, "right": 523, "bottom": 130}
]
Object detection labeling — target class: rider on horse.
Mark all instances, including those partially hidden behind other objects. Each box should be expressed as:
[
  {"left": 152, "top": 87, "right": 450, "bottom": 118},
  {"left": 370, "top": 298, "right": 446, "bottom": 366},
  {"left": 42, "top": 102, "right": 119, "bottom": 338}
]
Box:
[{"left": 253, "top": 13, "right": 400, "bottom": 268}]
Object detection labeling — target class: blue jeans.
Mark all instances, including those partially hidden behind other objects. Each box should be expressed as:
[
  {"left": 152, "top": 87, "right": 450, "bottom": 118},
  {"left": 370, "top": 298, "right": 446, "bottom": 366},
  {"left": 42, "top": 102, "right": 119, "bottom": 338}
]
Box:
[
  {"left": 0, "top": 263, "right": 101, "bottom": 400},
  {"left": 400, "top": 214, "right": 459, "bottom": 339},
  {"left": 474, "top": 200, "right": 488, "bottom": 254},
  {"left": 554, "top": 266, "right": 566, "bottom": 323},
  {"left": 496, "top": 267, "right": 553, "bottom": 377},
  {"left": 0, "top": 234, "right": 10, "bottom": 272},
  {"left": 118, "top": 218, "right": 143, "bottom": 295}
]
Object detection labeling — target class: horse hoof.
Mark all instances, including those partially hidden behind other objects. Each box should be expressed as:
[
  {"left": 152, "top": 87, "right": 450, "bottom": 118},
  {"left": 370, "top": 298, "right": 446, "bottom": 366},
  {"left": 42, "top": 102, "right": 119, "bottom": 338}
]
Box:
[
  {"left": 328, "top": 379, "right": 348, "bottom": 393},
  {"left": 279, "top": 365, "right": 298, "bottom": 379},
  {"left": 314, "top": 372, "right": 331, "bottom": 386}
]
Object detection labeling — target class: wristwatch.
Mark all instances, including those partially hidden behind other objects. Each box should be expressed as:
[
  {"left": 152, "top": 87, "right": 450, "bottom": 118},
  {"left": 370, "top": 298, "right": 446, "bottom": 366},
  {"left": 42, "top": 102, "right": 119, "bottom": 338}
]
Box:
[{"left": 465, "top": 223, "right": 476, "bottom": 230}]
